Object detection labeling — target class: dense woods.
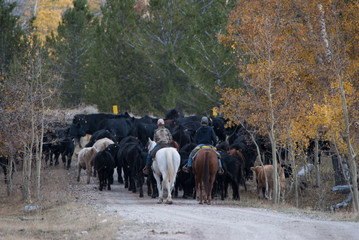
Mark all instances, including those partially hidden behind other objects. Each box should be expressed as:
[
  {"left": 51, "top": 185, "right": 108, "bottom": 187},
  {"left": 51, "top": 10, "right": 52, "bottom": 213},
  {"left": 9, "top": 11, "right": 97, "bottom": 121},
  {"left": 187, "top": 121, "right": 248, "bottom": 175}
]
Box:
[{"left": 1, "top": 0, "right": 359, "bottom": 215}]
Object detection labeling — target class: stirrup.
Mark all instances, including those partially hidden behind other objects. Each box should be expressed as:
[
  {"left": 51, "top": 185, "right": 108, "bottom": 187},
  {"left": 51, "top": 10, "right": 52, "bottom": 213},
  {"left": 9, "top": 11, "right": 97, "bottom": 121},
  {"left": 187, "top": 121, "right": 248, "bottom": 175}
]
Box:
[
  {"left": 143, "top": 165, "right": 150, "bottom": 175},
  {"left": 182, "top": 165, "right": 190, "bottom": 173},
  {"left": 218, "top": 167, "right": 224, "bottom": 175}
]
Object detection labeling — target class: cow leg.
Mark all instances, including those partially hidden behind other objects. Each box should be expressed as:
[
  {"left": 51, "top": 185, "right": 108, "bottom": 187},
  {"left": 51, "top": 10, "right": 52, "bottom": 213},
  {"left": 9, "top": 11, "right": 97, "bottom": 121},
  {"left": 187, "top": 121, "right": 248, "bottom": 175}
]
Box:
[
  {"left": 117, "top": 167, "right": 123, "bottom": 184},
  {"left": 99, "top": 171, "right": 103, "bottom": 191},
  {"left": 86, "top": 162, "right": 91, "bottom": 184},
  {"left": 146, "top": 177, "right": 152, "bottom": 196},
  {"left": 2, "top": 166, "right": 7, "bottom": 184},
  {"left": 62, "top": 153, "right": 67, "bottom": 169},
  {"left": 66, "top": 152, "right": 72, "bottom": 170},
  {"left": 54, "top": 152, "right": 60, "bottom": 166},
  {"left": 131, "top": 176, "right": 136, "bottom": 193},
  {"left": 77, "top": 165, "right": 82, "bottom": 182},
  {"left": 137, "top": 174, "right": 144, "bottom": 198}
]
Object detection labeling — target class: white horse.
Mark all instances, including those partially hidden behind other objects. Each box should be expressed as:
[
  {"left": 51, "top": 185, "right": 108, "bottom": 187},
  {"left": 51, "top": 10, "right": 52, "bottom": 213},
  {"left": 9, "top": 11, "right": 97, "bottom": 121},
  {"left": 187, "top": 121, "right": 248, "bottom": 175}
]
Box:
[{"left": 147, "top": 138, "right": 180, "bottom": 204}]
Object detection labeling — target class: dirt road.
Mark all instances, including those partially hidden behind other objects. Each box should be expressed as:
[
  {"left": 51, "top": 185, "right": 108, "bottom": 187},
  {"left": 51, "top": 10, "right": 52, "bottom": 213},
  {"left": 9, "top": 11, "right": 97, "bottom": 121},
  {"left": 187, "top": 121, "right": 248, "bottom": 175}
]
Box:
[{"left": 76, "top": 176, "right": 359, "bottom": 240}]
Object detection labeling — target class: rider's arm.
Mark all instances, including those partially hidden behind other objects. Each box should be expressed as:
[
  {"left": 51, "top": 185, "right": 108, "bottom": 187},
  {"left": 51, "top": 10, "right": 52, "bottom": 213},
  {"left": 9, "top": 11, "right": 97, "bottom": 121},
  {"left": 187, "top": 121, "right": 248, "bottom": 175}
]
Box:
[{"left": 211, "top": 128, "right": 217, "bottom": 146}]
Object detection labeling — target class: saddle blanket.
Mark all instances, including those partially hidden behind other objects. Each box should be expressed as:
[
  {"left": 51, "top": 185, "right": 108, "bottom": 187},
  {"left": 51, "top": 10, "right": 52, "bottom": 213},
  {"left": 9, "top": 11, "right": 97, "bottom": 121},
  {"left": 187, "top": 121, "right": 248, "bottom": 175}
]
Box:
[{"left": 192, "top": 146, "right": 220, "bottom": 160}]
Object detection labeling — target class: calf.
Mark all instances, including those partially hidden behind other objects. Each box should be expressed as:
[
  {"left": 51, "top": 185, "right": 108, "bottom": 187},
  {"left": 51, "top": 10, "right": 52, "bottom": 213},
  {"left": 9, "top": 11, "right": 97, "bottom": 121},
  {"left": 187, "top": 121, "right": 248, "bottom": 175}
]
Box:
[
  {"left": 94, "top": 149, "right": 115, "bottom": 191},
  {"left": 250, "top": 164, "right": 285, "bottom": 201},
  {"left": 77, "top": 147, "right": 98, "bottom": 184}
]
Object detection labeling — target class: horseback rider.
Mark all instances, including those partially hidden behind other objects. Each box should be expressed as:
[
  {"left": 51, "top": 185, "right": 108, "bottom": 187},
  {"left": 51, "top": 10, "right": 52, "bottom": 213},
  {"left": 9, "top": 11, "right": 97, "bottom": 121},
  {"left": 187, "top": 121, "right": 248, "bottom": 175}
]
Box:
[
  {"left": 183, "top": 116, "right": 224, "bottom": 175},
  {"left": 143, "top": 118, "right": 173, "bottom": 175}
]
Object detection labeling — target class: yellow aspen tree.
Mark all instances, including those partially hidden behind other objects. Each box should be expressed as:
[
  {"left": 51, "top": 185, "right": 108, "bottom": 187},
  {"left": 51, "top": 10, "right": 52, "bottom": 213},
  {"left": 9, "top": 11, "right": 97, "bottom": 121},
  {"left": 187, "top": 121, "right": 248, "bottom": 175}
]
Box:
[
  {"left": 219, "top": 0, "right": 297, "bottom": 204},
  {"left": 298, "top": 0, "right": 359, "bottom": 213}
]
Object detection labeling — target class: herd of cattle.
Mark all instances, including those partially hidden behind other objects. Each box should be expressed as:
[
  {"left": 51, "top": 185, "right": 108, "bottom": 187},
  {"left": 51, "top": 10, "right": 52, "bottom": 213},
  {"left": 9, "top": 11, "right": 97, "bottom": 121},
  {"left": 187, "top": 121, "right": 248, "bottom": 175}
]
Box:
[{"left": 1, "top": 109, "right": 292, "bottom": 201}]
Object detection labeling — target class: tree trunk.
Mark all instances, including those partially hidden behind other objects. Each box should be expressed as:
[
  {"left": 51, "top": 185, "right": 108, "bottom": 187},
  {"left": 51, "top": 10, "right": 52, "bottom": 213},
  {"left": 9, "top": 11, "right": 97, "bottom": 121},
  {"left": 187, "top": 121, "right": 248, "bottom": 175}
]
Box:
[
  {"left": 314, "top": 136, "right": 321, "bottom": 187},
  {"left": 338, "top": 73, "right": 359, "bottom": 212},
  {"left": 6, "top": 145, "right": 14, "bottom": 196}
]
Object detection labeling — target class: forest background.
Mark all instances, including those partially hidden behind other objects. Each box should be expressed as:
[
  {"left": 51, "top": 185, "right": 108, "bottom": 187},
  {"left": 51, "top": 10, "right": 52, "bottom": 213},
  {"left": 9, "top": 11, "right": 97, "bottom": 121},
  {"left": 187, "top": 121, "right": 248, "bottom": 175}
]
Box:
[{"left": 1, "top": 0, "right": 359, "bottom": 213}]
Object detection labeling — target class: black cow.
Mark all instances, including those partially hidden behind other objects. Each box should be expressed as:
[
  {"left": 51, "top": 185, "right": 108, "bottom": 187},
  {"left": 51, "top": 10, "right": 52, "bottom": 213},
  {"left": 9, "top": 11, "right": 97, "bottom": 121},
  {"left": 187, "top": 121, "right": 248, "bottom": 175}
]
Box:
[
  {"left": 94, "top": 145, "right": 117, "bottom": 191},
  {"left": 98, "top": 116, "right": 134, "bottom": 144},
  {"left": 47, "top": 127, "right": 75, "bottom": 169},
  {"left": 42, "top": 127, "right": 74, "bottom": 169},
  {"left": 131, "top": 119, "right": 157, "bottom": 147},
  {"left": 0, "top": 154, "right": 15, "bottom": 184},
  {"left": 218, "top": 150, "right": 246, "bottom": 200},
  {"left": 165, "top": 108, "right": 184, "bottom": 120},
  {"left": 69, "top": 112, "right": 131, "bottom": 147},
  {"left": 210, "top": 117, "right": 227, "bottom": 143},
  {"left": 174, "top": 143, "right": 196, "bottom": 198},
  {"left": 117, "top": 140, "right": 146, "bottom": 197},
  {"left": 116, "top": 136, "right": 143, "bottom": 184},
  {"left": 85, "top": 129, "right": 116, "bottom": 147},
  {"left": 171, "top": 124, "right": 192, "bottom": 150}
]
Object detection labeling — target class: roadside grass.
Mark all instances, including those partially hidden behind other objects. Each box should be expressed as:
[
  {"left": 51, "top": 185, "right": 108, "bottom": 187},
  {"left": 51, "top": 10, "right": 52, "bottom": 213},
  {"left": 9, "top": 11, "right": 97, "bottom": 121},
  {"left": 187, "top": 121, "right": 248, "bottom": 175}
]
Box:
[
  {"left": 214, "top": 177, "right": 359, "bottom": 222},
  {"left": 0, "top": 163, "right": 120, "bottom": 240},
  {"left": 1, "top": 145, "right": 358, "bottom": 240}
]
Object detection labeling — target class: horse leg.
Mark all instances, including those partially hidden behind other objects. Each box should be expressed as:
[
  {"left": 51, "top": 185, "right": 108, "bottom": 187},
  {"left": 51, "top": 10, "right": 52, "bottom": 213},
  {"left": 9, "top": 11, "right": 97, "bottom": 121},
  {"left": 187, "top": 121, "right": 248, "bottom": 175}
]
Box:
[
  {"left": 199, "top": 181, "right": 204, "bottom": 204},
  {"left": 153, "top": 173, "right": 163, "bottom": 203},
  {"left": 165, "top": 175, "right": 174, "bottom": 204},
  {"left": 208, "top": 176, "right": 217, "bottom": 205}
]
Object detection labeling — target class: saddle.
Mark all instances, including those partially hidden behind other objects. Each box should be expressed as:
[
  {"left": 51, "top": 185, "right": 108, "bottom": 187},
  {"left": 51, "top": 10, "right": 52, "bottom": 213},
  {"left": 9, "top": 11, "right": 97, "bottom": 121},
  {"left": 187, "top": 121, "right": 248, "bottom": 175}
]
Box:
[
  {"left": 150, "top": 141, "right": 180, "bottom": 159},
  {"left": 192, "top": 145, "right": 220, "bottom": 161}
]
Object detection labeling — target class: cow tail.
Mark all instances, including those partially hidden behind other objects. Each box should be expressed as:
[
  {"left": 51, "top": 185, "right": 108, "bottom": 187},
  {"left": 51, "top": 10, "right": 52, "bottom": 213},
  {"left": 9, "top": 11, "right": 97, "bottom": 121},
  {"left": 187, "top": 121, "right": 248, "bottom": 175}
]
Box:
[
  {"left": 165, "top": 150, "right": 175, "bottom": 186},
  {"left": 203, "top": 152, "right": 210, "bottom": 196}
]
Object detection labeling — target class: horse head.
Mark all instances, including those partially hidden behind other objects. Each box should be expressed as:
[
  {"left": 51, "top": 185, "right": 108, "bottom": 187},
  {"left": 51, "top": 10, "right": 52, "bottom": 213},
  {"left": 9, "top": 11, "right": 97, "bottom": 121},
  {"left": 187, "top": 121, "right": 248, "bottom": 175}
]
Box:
[{"left": 147, "top": 138, "right": 156, "bottom": 152}]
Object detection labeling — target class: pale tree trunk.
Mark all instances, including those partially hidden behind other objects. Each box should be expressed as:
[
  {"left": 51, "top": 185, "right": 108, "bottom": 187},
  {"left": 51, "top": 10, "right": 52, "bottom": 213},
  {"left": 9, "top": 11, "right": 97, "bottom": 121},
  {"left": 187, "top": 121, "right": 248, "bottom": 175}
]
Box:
[
  {"left": 338, "top": 73, "right": 359, "bottom": 212},
  {"left": 35, "top": 51, "right": 44, "bottom": 201},
  {"left": 265, "top": 26, "right": 279, "bottom": 204},
  {"left": 267, "top": 70, "right": 279, "bottom": 204},
  {"left": 289, "top": 140, "right": 299, "bottom": 207},
  {"left": 23, "top": 73, "right": 36, "bottom": 203},
  {"left": 317, "top": 4, "right": 332, "bottom": 63},
  {"left": 6, "top": 145, "right": 14, "bottom": 196},
  {"left": 35, "top": 134, "right": 41, "bottom": 201},
  {"left": 22, "top": 144, "right": 32, "bottom": 203},
  {"left": 33, "top": 0, "right": 38, "bottom": 18}
]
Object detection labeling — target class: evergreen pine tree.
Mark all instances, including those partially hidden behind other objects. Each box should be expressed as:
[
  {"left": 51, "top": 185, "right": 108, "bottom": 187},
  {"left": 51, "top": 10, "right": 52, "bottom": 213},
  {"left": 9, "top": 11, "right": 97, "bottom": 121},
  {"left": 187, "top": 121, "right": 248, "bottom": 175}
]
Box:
[
  {"left": 47, "top": 0, "right": 95, "bottom": 106},
  {"left": 0, "top": 0, "right": 24, "bottom": 74},
  {"left": 84, "top": 0, "right": 154, "bottom": 114}
]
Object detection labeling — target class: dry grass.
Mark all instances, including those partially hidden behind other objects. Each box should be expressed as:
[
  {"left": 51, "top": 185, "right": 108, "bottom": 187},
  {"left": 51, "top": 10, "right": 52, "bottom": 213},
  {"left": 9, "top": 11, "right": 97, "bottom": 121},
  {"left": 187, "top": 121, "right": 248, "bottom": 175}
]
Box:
[
  {"left": 216, "top": 174, "right": 359, "bottom": 222},
  {"left": 0, "top": 163, "right": 120, "bottom": 240}
]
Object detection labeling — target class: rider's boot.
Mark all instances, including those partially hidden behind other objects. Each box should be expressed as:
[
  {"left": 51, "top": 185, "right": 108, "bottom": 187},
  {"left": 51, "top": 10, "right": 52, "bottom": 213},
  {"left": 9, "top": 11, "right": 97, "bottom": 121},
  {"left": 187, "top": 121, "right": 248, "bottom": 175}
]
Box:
[
  {"left": 143, "top": 164, "right": 151, "bottom": 175},
  {"left": 182, "top": 165, "right": 192, "bottom": 173}
]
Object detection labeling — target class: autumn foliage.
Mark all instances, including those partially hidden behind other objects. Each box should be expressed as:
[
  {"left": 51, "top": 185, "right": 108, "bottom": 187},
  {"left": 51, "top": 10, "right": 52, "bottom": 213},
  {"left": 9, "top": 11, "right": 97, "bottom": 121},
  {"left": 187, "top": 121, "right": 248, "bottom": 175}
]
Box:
[{"left": 218, "top": 0, "right": 359, "bottom": 210}]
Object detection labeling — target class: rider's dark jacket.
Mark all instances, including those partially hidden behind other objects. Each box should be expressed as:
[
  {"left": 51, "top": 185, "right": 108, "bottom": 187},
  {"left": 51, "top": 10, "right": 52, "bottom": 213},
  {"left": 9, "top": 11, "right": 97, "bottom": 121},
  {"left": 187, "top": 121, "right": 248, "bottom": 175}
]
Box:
[{"left": 194, "top": 125, "right": 217, "bottom": 146}]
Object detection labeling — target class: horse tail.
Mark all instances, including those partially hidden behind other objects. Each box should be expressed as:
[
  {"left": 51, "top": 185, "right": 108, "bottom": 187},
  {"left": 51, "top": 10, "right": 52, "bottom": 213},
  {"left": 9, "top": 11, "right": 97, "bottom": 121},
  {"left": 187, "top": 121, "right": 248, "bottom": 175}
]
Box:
[
  {"left": 165, "top": 149, "right": 175, "bottom": 185},
  {"left": 203, "top": 151, "right": 210, "bottom": 196}
]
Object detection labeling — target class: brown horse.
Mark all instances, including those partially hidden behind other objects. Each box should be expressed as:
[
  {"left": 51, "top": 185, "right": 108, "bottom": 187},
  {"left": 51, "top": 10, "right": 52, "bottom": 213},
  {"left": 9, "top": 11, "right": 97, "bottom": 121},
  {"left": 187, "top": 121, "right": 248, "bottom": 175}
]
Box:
[{"left": 192, "top": 149, "right": 219, "bottom": 204}]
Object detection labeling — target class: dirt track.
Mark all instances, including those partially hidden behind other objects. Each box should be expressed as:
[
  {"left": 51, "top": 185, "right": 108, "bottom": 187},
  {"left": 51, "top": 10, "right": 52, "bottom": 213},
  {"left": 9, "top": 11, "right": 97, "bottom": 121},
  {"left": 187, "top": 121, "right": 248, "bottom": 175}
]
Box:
[{"left": 74, "top": 171, "right": 359, "bottom": 240}]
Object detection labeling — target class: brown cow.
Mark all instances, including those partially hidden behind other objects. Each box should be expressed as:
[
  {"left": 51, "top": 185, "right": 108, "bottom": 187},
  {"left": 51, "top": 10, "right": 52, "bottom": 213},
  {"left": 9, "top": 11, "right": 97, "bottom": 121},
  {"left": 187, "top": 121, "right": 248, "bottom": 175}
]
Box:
[{"left": 250, "top": 164, "right": 285, "bottom": 201}]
